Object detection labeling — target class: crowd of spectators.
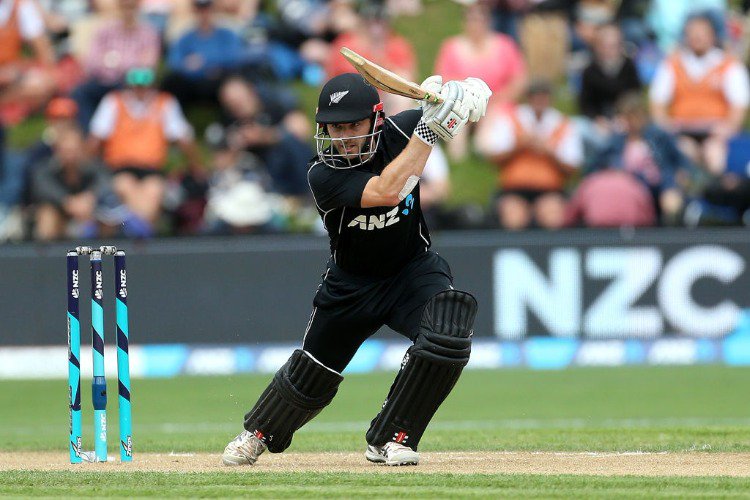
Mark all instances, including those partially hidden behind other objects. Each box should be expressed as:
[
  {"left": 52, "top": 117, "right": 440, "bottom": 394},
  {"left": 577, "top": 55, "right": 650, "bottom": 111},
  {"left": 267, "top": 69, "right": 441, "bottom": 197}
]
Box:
[{"left": 2, "top": 0, "right": 750, "bottom": 242}]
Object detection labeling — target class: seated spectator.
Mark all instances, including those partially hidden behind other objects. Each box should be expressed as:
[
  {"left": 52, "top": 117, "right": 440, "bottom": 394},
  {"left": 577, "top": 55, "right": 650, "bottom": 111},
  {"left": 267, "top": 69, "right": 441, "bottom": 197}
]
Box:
[
  {"left": 217, "top": 76, "right": 312, "bottom": 199},
  {"left": 517, "top": 0, "right": 570, "bottom": 83},
  {"left": 435, "top": 1, "right": 527, "bottom": 160},
  {"left": 88, "top": 67, "right": 201, "bottom": 235},
  {"left": 577, "top": 23, "right": 641, "bottom": 153},
  {"left": 326, "top": 3, "right": 417, "bottom": 114},
  {"left": 20, "top": 98, "right": 80, "bottom": 206},
  {"left": 593, "top": 93, "right": 691, "bottom": 224},
  {"left": 687, "top": 133, "right": 750, "bottom": 225},
  {"left": 649, "top": 14, "right": 749, "bottom": 175},
  {"left": 478, "top": 80, "right": 583, "bottom": 230},
  {"left": 202, "top": 134, "right": 281, "bottom": 235},
  {"left": 647, "top": 0, "right": 727, "bottom": 53},
  {"left": 30, "top": 124, "right": 112, "bottom": 240},
  {"left": 565, "top": 169, "right": 657, "bottom": 227},
  {"left": 161, "top": 0, "right": 245, "bottom": 109},
  {"left": 0, "top": 0, "right": 56, "bottom": 124},
  {"left": 71, "top": 0, "right": 160, "bottom": 131}
]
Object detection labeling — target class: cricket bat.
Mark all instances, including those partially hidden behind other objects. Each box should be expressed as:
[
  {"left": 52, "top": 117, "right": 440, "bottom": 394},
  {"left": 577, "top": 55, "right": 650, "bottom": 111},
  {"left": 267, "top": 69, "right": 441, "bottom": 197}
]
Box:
[{"left": 340, "top": 47, "right": 443, "bottom": 104}]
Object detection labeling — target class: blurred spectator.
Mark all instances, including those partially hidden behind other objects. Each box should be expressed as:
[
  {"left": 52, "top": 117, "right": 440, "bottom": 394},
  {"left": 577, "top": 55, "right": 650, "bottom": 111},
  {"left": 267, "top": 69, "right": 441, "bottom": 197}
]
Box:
[
  {"left": 594, "top": 93, "right": 691, "bottom": 224},
  {"left": 517, "top": 0, "right": 571, "bottom": 83},
  {"left": 577, "top": 23, "right": 641, "bottom": 153},
  {"left": 573, "top": 0, "right": 617, "bottom": 50},
  {"left": 71, "top": 0, "right": 160, "bottom": 131},
  {"left": 687, "top": 133, "right": 750, "bottom": 225},
  {"left": 88, "top": 68, "right": 200, "bottom": 234},
  {"left": 19, "top": 98, "right": 80, "bottom": 206},
  {"left": 217, "top": 76, "right": 312, "bottom": 199},
  {"left": 478, "top": 79, "right": 583, "bottom": 230},
  {"left": 565, "top": 169, "right": 656, "bottom": 227},
  {"left": 647, "top": 0, "right": 727, "bottom": 53},
  {"left": 162, "top": 0, "right": 245, "bottom": 108},
  {"left": 649, "top": 14, "right": 749, "bottom": 175},
  {"left": 326, "top": 2, "right": 417, "bottom": 115},
  {"left": 0, "top": 0, "right": 56, "bottom": 124},
  {"left": 202, "top": 135, "right": 281, "bottom": 235},
  {"left": 435, "top": 1, "right": 527, "bottom": 159},
  {"left": 30, "top": 124, "right": 112, "bottom": 240}
]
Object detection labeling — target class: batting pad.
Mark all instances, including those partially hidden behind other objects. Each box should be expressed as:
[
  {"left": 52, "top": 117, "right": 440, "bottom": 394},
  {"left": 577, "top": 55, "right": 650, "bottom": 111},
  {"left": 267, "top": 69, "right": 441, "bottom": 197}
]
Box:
[
  {"left": 366, "top": 290, "right": 477, "bottom": 450},
  {"left": 244, "top": 349, "right": 343, "bottom": 453}
]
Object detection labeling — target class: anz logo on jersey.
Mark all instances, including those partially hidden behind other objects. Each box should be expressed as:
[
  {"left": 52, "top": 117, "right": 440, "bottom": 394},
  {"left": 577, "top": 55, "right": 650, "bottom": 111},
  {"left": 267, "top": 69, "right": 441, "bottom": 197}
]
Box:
[{"left": 347, "top": 194, "right": 414, "bottom": 231}]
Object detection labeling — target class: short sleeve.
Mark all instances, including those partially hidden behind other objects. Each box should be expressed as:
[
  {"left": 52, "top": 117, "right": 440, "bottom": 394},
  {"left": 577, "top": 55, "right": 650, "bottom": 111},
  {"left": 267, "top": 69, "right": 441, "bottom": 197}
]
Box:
[
  {"left": 308, "top": 161, "right": 376, "bottom": 211},
  {"left": 724, "top": 62, "right": 750, "bottom": 107},
  {"left": 89, "top": 94, "right": 119, "bottom": 139},
  {"left": 18, "top": 0, "right": 45, "bottom": 40},
  {"left": 162, "top": 96, "right": 194, "bottom": 141},
  {"left": 649, "top": 61, "right": 675, "bottom": 105}
]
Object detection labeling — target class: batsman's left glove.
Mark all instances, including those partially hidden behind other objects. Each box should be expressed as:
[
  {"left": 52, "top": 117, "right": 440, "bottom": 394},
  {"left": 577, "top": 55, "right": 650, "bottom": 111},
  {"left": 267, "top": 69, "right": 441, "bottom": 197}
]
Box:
[{"left": 419, "top": 77, "right": 470, "bottom": 142}]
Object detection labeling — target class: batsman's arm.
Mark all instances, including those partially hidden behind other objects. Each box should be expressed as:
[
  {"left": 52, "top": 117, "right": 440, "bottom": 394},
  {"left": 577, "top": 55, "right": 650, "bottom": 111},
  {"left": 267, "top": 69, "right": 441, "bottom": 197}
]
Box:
[{"left": 360, "top": 135, "right": 432, "bottom": 208}]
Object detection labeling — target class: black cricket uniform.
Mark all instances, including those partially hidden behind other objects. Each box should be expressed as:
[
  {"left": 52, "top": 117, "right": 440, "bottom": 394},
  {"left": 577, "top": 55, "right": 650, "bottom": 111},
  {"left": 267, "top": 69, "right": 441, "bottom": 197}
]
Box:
[{"left": 304, "top": 108, "right": 453, "bottom": 372}]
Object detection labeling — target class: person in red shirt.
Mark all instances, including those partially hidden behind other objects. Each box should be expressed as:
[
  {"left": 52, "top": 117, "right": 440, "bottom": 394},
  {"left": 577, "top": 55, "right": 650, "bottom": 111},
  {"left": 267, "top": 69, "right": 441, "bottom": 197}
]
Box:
[
  {"left": 434, "top": 1, "right": 527, "bottom": 159},
  {"left": 326, "top": 3, "right": 417, "bottom": 115}
]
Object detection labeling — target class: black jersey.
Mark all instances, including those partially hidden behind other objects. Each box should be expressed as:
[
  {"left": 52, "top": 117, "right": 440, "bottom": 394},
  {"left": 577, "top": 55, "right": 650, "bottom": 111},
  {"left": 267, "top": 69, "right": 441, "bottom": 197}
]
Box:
[{"left": 307, "top": 109, "right": 431, "bottom": 278}]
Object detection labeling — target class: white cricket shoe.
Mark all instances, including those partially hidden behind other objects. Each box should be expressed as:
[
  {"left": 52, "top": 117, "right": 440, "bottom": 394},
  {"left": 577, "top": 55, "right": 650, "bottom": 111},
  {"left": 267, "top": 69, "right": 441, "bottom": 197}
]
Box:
[
  {"left": 221, "top": 430, "right": 267, "bottom": 466},
  {"left": 365, "top": 442, "right": 419, "bottom": 466}
]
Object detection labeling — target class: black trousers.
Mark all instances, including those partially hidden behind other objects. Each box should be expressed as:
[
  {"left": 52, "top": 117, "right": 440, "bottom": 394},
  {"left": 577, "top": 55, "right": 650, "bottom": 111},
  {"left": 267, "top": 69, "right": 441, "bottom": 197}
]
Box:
[{"left": 302, "top": 251, "right": 453, "bottom": 373}]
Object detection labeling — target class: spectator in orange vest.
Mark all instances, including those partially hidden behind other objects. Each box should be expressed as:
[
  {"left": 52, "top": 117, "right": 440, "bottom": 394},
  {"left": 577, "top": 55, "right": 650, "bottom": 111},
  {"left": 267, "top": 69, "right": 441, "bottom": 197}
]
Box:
[
  {"left": 88, "top": 67, "right": 202, "bottom": 234},
  {"left": 478, "top": 79, "right": 583, "bottom": 230},
  {"left": 0, "top": 0, "right": 56, "bottom": 124},
  {"left": 71, "top": 0, "right": 160, "bottom": 131},
  {"left": 649, "top": 14, "right": 750, "bottom": 175}
]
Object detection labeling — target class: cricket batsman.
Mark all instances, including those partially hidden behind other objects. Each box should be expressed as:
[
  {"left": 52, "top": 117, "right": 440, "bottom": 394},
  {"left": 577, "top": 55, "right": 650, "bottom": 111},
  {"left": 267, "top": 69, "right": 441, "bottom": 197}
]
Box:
[{"left": 222, "top": 72, "right": 491, "bottom": 466}]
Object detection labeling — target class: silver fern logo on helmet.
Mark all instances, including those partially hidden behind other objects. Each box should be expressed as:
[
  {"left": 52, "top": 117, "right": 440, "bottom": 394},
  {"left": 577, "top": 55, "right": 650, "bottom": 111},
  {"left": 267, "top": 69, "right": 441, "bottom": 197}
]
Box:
[{"left": 329, "top": 91, "right": 349, "bottom": 105}]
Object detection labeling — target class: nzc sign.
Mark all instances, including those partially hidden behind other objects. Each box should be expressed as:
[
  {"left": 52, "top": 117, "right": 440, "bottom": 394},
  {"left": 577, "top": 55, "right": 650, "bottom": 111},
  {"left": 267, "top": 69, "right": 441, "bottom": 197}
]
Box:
[{"left": 494, "top": 245, "right": 747, "bottom": 339}]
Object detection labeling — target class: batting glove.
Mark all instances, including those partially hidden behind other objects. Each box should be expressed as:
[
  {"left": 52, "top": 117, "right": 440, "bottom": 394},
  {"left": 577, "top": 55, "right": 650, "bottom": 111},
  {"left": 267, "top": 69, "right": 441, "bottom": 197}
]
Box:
[
  {"left": 420, "top": 80, "right": 470, "bottom": 142},
  {"left": 458, "top": 77, "right": 492, "bottom": 123}
]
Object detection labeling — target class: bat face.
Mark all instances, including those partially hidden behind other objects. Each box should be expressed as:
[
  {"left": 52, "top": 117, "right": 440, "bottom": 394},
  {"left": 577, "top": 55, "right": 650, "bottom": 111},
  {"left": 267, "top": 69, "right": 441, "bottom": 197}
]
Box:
[{"left": 339, "top": 47, "right": 443, "bottom": 104}]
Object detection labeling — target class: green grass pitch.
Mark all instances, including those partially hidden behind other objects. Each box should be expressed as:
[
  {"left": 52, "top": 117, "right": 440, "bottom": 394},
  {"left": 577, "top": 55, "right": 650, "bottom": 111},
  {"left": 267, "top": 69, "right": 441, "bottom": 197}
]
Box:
[{"left": 1, "top": 365, "right": 749, "bottom": 497}]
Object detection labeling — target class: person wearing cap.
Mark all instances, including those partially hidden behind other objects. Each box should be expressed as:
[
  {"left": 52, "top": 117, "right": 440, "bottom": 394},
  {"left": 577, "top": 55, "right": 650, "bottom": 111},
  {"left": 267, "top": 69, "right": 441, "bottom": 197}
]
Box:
[
  {"left": 478, "top": 79, "right": 583, "bottom": 230},
  {"left": 71, "top": 0, "right": 160, "bottom": 131},
  {"left": 88, "top": 67, "right": 201, "bottom": 235},
  {"left": 161, "top": 0, "right": 245, "bottom": 109},
  {"left": 221, "top": 73, "right": 491, "bottom": 468}
]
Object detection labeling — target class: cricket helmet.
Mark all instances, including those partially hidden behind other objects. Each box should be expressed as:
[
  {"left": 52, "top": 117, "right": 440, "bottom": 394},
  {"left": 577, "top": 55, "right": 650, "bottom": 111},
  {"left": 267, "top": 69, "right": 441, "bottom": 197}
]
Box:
[{"left": 314, "top": 73, "right": 384, "bottom": 169}]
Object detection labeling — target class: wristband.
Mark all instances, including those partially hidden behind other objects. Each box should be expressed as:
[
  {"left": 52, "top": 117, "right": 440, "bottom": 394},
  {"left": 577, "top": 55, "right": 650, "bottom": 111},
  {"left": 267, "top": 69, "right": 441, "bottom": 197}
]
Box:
[{"left": 414, "top": 119, "right": 438, "bottom": 146}]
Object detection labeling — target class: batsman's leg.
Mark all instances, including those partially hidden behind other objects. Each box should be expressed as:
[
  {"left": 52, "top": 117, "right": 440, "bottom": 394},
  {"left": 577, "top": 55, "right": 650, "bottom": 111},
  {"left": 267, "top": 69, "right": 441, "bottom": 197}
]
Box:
[
  {"left": 222, "top": 349, "right": 343, "bottom": 465},
  {"left": 366, "top": 290, "right": 477, "bottom": 465}
]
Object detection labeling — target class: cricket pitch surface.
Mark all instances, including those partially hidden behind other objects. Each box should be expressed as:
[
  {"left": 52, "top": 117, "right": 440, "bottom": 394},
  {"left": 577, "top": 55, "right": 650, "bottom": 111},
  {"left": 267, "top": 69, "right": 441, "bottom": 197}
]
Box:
[{"left": 2, "top": 451, "right": 749, "bottom": 477}]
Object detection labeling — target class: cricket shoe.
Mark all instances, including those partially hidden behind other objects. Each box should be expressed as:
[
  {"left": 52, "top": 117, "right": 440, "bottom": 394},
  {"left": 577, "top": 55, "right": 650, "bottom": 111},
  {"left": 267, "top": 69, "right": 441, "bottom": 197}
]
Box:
[
  {"left": 365, "top": 442, "right": 419, "bottom": 466},
  {"left": 221, "top": 430, "right": 267, "bottom": 466}
]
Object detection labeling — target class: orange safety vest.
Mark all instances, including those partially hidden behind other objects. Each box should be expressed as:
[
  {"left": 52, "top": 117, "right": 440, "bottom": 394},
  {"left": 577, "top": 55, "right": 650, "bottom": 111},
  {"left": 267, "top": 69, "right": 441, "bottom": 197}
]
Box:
[
  {"left": 669, "top": 52, "right": 733, "bottom": 122},
  {"left": 499, "top": 111, "right": 570, "bottom": 191},
  {"left": 0, "top": 0, "right": 23, "bottom": 66},
  {"left": 104, "top": 92, "right": 169, "bottom": 170}
]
